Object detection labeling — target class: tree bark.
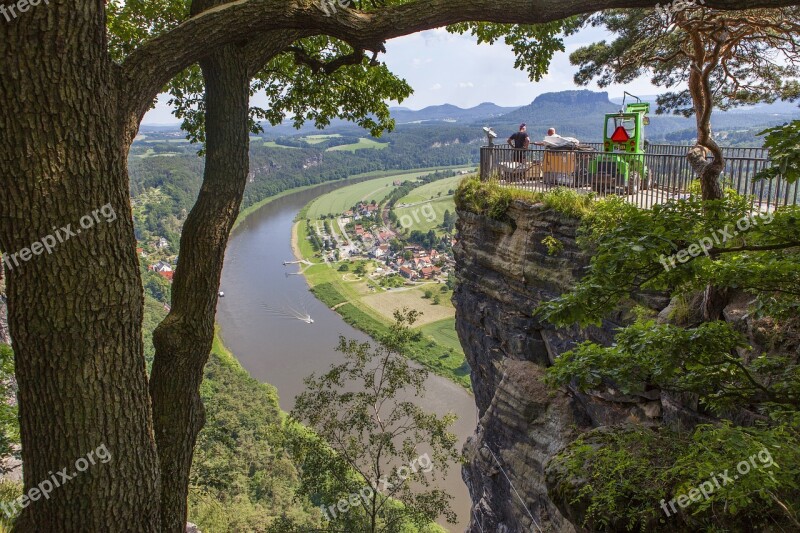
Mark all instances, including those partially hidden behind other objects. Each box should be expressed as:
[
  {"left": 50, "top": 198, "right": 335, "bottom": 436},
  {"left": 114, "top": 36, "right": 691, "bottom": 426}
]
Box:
[
  {"left": 0, "top": 3, "right": 160, "bottom": 530},
  {"left": 684, "top": 32, "right": 729, "bottom": 320},
  {"left": 148, "top": 41, "right": 252, "bottom": 531},
  {"left": 686, "top": 30, "right": 725, "bottom": 203}
]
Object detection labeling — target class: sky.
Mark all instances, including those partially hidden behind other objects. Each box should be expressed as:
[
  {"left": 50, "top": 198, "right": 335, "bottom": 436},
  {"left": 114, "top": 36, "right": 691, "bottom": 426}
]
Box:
[{"left": 142, "top": 27, "right": 663, "bottom": 125}]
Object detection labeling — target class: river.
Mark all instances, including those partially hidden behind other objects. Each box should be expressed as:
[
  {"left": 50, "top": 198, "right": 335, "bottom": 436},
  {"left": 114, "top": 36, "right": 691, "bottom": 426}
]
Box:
[{"left": 216, "top": 178, "right": 475, "bottom": 531}]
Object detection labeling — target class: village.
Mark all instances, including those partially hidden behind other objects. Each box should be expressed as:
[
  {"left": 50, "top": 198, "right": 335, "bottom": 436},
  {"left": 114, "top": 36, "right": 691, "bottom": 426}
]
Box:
[{"left": 310, "top": 199, "right": 456, "bottom": 286}]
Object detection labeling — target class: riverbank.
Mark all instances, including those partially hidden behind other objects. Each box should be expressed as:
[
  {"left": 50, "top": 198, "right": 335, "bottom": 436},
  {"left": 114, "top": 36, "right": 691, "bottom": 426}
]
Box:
[{"left": 290, "top": 173, "right": 472, "bottom": 390}]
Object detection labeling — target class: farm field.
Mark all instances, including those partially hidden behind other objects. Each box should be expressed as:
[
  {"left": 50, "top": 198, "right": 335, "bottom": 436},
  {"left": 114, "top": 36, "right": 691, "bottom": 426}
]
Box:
[
  {"left": 326, "top": 138, "right": 389, "bottom": 152},
  {"left": 304, "top": 134, "right": 342, "bottom": 144},
  {"left": 393, "top": 197, "right": 456, "bottom": 234},
  {"left": 419, "top": 317, "right": 463, "bottom": 354},
  {"left": 396, "top": 174, "right": 468, "bottom": 205},
  {"left": 392, "top": 174, "right": 475, "bottom": 235},
  {"left": 306, "top": 167, "right": 475, "bottom": 220},
  {"left": 263, "top": 141, "right": 299, "bottom": 149},
  {"left": 135, "top": 149, "right": 179, "bottom": 158},
  {"left": 360, "top": 284, "right": 455, "bottom": 326}
]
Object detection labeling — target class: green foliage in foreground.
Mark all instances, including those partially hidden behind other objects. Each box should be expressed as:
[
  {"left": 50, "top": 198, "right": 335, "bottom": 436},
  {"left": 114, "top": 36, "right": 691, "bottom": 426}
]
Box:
[
  {"left": 455, "top": 176, "right": 595, "bottom": 221},
  {"left": 758, "top": 120, "right": 800, "bottom": 185},
  {"left": 537, "top": 186, "right": 800, "bottom": 530},
  {"left": 537, "top": 193, "right": 800, "bottom": 327},
  {"left": 187, "top": 334, "right": 322, "bottom": 531},
  {"left": 549, "top": 423, "right": 800, "bottom": 531},
  {"left": 139, "top": 298, "right": 447, "bottom": 532}
]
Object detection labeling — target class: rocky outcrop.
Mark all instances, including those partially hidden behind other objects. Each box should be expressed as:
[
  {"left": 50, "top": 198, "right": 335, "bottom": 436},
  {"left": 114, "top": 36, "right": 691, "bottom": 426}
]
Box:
[{"left": 454, "top": 200, "right": 675, "bottom": 532}]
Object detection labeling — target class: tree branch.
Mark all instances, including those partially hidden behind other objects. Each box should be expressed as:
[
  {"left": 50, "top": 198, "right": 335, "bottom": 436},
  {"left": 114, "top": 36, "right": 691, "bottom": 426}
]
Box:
[{"left": 116, "top": 0, "right": 800, "bottom": 135}]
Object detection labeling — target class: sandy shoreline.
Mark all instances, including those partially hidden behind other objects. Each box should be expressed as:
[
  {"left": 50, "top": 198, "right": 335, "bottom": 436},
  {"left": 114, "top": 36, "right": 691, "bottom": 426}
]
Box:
[{"left": 290, "top": 221, "right": 302, "bottom": 261}]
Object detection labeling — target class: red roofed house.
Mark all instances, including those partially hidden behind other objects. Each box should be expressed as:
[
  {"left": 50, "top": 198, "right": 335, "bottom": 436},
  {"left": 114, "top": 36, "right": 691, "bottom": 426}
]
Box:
[{"left": 399, "top": 266, "right": 417, "bottom": 280}]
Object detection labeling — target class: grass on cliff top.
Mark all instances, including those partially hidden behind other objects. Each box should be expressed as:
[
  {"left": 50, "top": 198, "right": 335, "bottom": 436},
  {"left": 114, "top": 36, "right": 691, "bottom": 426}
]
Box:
[{"left": 455, "top": 176, "right": 595, "bottom": 220}]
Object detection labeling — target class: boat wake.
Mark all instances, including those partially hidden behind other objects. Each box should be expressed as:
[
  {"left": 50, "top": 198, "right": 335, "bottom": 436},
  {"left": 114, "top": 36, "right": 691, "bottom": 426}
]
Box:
[{"left": 261, "top": 295, "right": 315, "bottom": 324}]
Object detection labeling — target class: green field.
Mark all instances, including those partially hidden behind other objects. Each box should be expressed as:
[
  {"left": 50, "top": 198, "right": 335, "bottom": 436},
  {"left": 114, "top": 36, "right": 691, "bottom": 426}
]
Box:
[
  {"left": 392, "top": 174, "right": 474, "bottom": 235},
  {"left": 263, "top": 141, "right": 300, "bottom": 149},
  {"left": 326, "top": 138, "right": 389, "bottom": 152},
  {"left": 306, "top": 169, "right": 475, "bottom": 220},
  {"left": 393, "top": 197, "right": 456, "bottom": 234},
  {"left": 396, "top": 175, "right": 467, "bottom": 205},
  {"left": 419, "top": 317, "right": 462, "bottom": 353},
  {"left": 303, "top": 134, "right": 342, "bottom": 144},
  {"left": 136, "top": 149, "right": 179, "bottom": 158},
  {"left": 306, "top": 172, "right": 414, "bottom": 219}
]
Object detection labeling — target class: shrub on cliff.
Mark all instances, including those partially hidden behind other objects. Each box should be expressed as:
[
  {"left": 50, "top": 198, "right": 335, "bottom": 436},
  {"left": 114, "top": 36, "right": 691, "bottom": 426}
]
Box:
[
  {"left": 455, "top": 176, "right": 593, "bottom": 221},
  {"left": 538, "top": 190, "right": 800, "bottom": 530}
]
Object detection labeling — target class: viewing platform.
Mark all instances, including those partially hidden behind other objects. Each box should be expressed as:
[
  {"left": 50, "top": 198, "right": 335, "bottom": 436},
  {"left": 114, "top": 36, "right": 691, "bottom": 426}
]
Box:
[{"left": 479, "top": 144, "right": 796, "bottom": 211}]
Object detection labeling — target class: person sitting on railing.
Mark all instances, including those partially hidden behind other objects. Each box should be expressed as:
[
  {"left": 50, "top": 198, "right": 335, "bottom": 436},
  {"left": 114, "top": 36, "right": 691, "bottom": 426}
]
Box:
[{"left": 507, "top": 123, "right": 530, "bottom": 162}]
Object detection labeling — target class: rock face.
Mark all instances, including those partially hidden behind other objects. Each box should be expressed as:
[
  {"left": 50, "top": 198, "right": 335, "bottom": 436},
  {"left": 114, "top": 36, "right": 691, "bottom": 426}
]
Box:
[{"left": 454, "top": 201, "right": 673, "bottom": 532}]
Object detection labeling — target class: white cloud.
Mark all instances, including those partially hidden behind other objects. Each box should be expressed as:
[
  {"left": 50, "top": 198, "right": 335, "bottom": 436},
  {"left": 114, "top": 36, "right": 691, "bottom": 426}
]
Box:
[
  {"left": 458, "top": 82, "right": 474, "bottom": 88},
  {"left": 429, "top": 83, "right": 443, "bottom": 91}
]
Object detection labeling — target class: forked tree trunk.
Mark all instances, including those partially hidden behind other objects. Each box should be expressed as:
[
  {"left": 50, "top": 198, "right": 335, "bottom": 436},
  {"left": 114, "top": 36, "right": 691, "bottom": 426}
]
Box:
[
  {"left": 148, "top": 44, "right": 251, "bottom": 531},
  {"left": 0, "top": 3, "right": 160, "bottom": 530}
]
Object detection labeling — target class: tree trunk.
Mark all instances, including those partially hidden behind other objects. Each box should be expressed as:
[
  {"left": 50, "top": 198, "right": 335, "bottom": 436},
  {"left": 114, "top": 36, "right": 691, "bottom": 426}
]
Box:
[
  {"left": 148, "top": 44, "right": 251, "bottom": 531},
  {"left": 686, "top": 42, "right": 724, "bottom": 203},
  {"left": 0, "top": 3, "right": 160, "bottom": 530},
  {"left": 686, "top": 47, "right": 729, "bottom": 320}
]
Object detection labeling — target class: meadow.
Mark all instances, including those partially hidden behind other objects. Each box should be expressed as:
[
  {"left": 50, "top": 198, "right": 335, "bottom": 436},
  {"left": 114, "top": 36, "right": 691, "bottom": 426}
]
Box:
[
  {"left": 392, "top": 174, "right": 473, "bottom": 234},
  {"left": 326, "top": 138, "right": 389, "bottom": 152},
  {"left": 306, "top": 170, "right": 432, "bottom": 219}
]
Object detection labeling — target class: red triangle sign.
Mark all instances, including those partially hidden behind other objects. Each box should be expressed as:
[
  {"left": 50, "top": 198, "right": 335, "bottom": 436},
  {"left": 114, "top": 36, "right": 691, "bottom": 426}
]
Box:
[{"left": 610, "top": 126, "right": 630, "bottom": 143}]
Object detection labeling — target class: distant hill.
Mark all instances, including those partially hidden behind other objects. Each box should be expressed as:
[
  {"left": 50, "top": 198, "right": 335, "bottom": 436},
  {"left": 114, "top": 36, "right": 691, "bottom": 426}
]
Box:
[
  {"left": 141, "top": 89, "right": 799, "bottom": 146},
  {"left": 492, "top": 90, "right": 800, "bottom": 143},
  {"left": 495, "top": 90, "right": 619, "bottom": 140},
  {"left": 388, "top": 102, "right": 520, "bottom": 124}
]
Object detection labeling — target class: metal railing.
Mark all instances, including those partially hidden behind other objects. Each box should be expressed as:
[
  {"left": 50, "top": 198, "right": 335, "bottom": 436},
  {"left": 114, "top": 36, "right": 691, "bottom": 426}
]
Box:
[{"left": 479, "top": 145, "right": 797, "bottom": 211}]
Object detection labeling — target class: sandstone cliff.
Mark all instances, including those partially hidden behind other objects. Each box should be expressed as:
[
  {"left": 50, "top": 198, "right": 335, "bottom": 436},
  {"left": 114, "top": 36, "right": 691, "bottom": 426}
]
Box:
[{"left": 454, "top": 200, "right": 675, "bottom": 532}]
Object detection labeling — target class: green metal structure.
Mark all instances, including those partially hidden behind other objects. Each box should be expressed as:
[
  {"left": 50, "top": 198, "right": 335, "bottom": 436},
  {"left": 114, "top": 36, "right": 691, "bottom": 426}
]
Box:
[{"left": 589, "top": 93, "right": 651, "bottom": 194}]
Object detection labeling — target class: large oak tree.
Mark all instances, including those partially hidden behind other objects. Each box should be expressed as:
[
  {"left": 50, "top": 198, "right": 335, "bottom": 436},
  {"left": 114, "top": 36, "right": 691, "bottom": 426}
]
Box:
[{"left": 0, "top": 0, "right": 794, "bottom": 530}]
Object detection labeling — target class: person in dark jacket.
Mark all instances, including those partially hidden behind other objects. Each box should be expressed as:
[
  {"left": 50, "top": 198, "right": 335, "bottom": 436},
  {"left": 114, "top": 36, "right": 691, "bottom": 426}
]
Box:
[{"left": 507, "top": 123, "right": 530, "bottom": 162}]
